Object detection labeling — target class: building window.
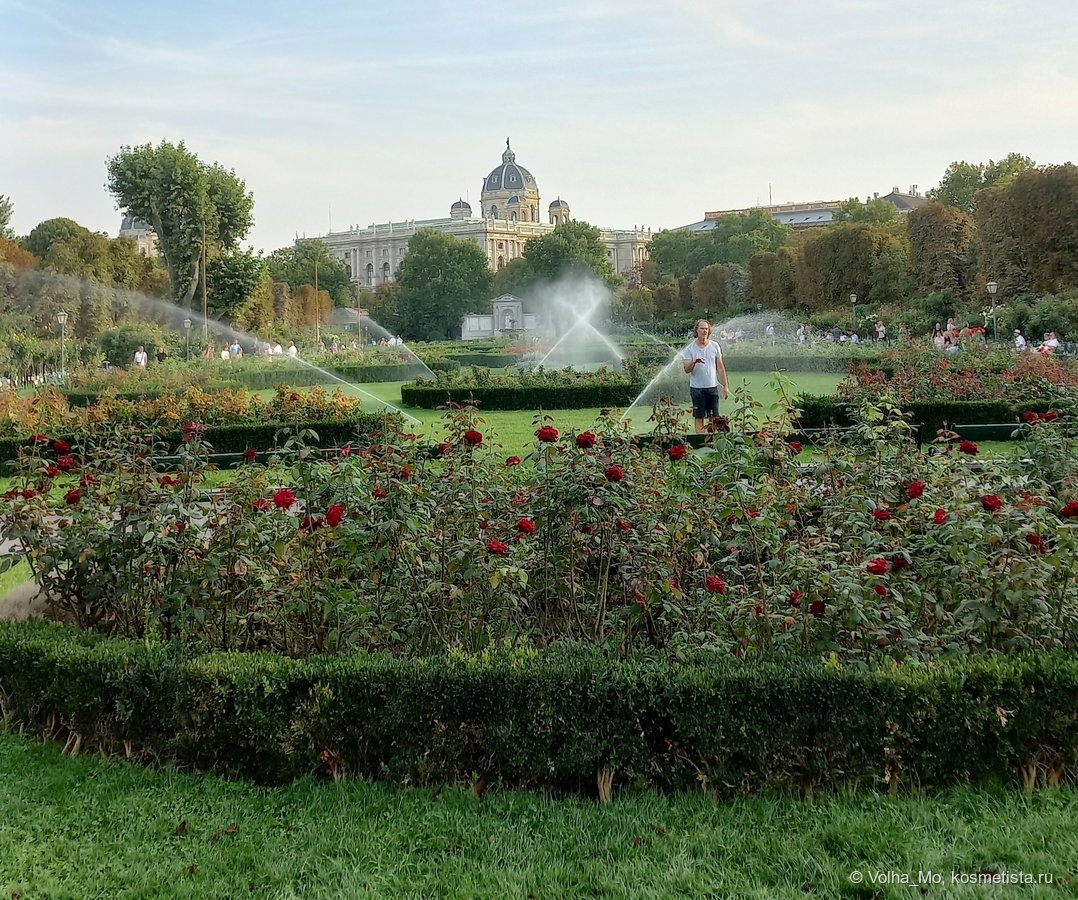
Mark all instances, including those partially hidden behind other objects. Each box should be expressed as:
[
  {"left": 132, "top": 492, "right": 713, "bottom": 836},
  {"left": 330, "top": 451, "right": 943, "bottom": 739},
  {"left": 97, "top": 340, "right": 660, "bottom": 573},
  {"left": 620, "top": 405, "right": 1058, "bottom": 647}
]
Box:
[
  {"left": 345, "top": 264, "right": 352, "bottom": 278},
  {"left": 398, "top": 247, "right": 405, "bottom": 255},
  {"left": 491, "top": 206, "right": 498, "bottom": 219},
  {"left": 382, "top": 262, "right": 391, "bottom": 281},
  {"left": 382, "top": 248, "right": 389, "bottom": 256},
  {"left": 366, "top": 263, "right": 374, "bottom": 285},
  {"left": 498, "top": 242, "right": 504, "bottom": 250},
  {"left": 366, "top": 250, "right": 372, "bottom": 258}
]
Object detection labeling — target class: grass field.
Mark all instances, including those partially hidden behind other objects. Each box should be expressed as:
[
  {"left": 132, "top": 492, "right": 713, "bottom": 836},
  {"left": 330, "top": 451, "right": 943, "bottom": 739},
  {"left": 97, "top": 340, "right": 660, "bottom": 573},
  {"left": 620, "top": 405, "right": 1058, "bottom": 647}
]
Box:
[{"left": 0, "top": 731, "right": 1075, "bottom": 898}]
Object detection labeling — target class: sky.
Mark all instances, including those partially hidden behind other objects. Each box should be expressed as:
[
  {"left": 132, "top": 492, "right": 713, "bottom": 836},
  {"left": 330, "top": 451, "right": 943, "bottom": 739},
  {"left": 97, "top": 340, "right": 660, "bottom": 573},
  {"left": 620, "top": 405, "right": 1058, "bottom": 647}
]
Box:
[{"left": 2, "top": 0, "right": 1078, "bottom": 253}]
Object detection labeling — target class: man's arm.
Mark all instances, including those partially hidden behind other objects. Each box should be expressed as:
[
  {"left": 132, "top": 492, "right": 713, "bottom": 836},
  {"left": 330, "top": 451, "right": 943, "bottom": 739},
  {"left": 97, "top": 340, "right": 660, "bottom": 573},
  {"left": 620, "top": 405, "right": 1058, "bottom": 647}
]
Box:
[
  {"left": 715, "top": 354, "right": 730, "bottom": 399},
  {"left": 683, "top": 349, "right": 701, "bottom": 374}
]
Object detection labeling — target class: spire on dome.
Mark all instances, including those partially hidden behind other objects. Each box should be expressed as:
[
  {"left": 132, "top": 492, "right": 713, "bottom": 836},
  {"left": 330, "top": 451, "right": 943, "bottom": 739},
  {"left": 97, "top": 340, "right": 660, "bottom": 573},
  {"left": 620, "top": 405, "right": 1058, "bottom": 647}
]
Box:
[{"left": 502, "top": 137, "right": 515, "bottom": 164}]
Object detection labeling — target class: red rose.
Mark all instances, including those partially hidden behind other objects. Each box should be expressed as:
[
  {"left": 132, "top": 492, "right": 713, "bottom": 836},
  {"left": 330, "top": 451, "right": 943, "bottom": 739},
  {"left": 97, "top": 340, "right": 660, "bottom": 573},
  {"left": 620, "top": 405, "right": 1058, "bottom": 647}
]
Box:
[
  {"left": 56, "top": 455, "right": 75, "bottom": 471},
  {"left": 64, "top": 488, "right": 81, "bottom": 505},
  {"left": 242, "top": 448, "right": 257, "bottom": 463},
  {"left": 29, "top": 433, "right": 48, "bottom": 444},
  {"left": 326, "top": 504, "right": 345, "bottom": 527},
  {"left": 2, "top": 490, "right": 17, "bottom": 501},
  {"left": 372, "top": 487, "right": 388, "bottom": 500},
  {"left": 1026, "top": 533, "right": 1048, "bottom": 553},
  {"left": 1061, "top": 500, "right": 1078, "bottom": 518},
  {"left": 1042, "top": 411, "right": 1059, "bottom": 422},
  {"left": 438, "top": 441, "right": 451, "bottom": 454},
  {"left": 667, "top": 444, "right": 686, "bottom": 461},
  {"left": 516, "top": 517, "right": 536, "bottom": 534},
  {"left": 182, "top": 422, "right": 204, "bottom": 440},
  {"left": 981, "top": 494, "right": 1002, "bottom": 512},
  {"left": 600, "top": 408, "right": 611, "bottom": 417},
  {"left": 52, "top": 440, "right": 71, "bottom": 455},
  {"left": 907, "top": 481, "right": 925, "bottom": 500},
  {"left": 463, "top": 430, "right": 483, "bottom": 447},
  {"left": 340, "top": 444, "right": 352, "bottom": 458},
  {"left": 79, "top": 475, "right": 94, "bottom": 487},
  {"left": 535, "top": 425, "right": 559, "bottom": 442},
  {"left": 810, "top": 599, "right": 825, "bottom": 615},
  {"left": 273, "top": 489, "right": 296, "bottom": 509},
  {"left": 605, "top": 465, "right": 624, "bottom": 483},
  {"left": 705, "top": 575, "right": 725, "bottom": 594},
  {"left": 933, "top": 508, "right": 948, "bottom": 525},
  {"left": 892, "top": 555, "right": 910, "bottom": 569},
  {"left": 874, "top": 584, "right": 887, "bottom": 597},
  {"left": 959, "top": 440, "right": 979, "bottom": 456},
  {"left": 576, "top": 432, "right": 597, "bottom": 449},
  {"left": 487, "top": 539, "right": 508, "bottom": 556},
  {"left": 21, "top": 488, "right": 37, "bottom": 499},
  {"left": 396, "top": 468, "right": 411, "bottom": 480},
  {"left": 505, "top": 456, "right": 522, "bottom": 467},
  {"left": 43, "top": 466, "right": 60, "bottom": 478},
  {"left": 866, "top": 557, "right": 889, "bottom": 575},
  {"left": 872, "top": 508, "right": 891, "bottom": 521},
  {"left": 160, "top": 474, "right": 180, "bottom": 487},
  {"left": 253, "top": 499, "right": 271, "bottom": 511},
  {"left": 787, "top": 440, "right": 802, "bottom": 455},
  {"left": 746, "top": 509, "right": 760, "bottom": 519},
  {"left": 1023, "top": 411, "right": 1038, "bottom": 423},
  {"left": 616, "top": 519, "right": 631, "bottom": 531},
  {"left": 789, "top": 590, "right": 802, "bottom": 607},
  {"left": 290, "top": 393, "right": 301, "bottom": 402}
]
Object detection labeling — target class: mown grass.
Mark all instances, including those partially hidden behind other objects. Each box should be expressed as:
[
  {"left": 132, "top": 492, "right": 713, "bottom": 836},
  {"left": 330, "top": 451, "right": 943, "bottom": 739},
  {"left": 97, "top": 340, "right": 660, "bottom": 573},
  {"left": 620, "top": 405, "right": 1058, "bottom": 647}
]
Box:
[{"left": 0, "top": 732, "right": 1075, "bottom": 898}]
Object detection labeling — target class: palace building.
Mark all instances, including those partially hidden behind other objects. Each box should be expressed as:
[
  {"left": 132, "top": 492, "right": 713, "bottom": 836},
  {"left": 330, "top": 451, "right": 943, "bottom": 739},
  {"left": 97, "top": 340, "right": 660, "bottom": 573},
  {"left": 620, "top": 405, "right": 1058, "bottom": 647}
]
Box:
[{"left": 317, "top": 139, "right": 651, "bottom": 287}]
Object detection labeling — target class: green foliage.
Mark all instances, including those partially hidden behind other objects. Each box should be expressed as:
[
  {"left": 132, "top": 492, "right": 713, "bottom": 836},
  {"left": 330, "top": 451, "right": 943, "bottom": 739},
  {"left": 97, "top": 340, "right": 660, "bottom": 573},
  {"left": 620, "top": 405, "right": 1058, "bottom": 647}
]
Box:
[
  {"left": 395, "top": 229, "right": 493, "bottom": 340},
  {"left": 95, "top": 325, "right": 182, "bottom": 367},
  {"left": 266, "top": 239, "right": 352, "bottom": 308},
  {"left": 521, "top": 220, "right": 619, "bottom": 289},
  {"left": 750, "top": 247, "right": 797, "bottom": 308},
  {"left": 2, "top": 620, "right": 1078, "bottom": 794},
  {"left": 833, "top": 197, "right": 900, "bottom": 225},
  {"left": 106, "top": 141, "right": 254, "bottom": 308},
  {"left": 794, "top": 224, "right": 906, "bottom": 311},
  {"left": 206, "top": 248, "right": 267, "bottom": 318},
  {"left": 0, "top": 194, "right": 13, "bottom": 241},
  {"left": 21, "top": 217, "right": 87, "bottom": 259},
  {"left": 402, "top": 378, "right": 644, "bottom": 410},
  {"left": 649, "top": 211, "right": 789, "bottom": 281},
  {"left": 929, "top": 153, "right": 1035, "bottom": 214},
  {"left": 907, "top": 201, "right": 975, "bottom": 299}
]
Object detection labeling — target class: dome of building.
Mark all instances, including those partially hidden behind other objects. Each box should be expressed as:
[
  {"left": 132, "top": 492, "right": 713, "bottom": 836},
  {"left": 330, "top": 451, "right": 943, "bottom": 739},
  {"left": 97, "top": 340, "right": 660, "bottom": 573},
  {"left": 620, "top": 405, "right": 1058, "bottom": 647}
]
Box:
[
  {"left": 548, "top": 196, "right": 571, "bottom": 225},
  {"left": 483, "top": 141, "right": 536, "bottom": 195},
  {"left": 481, "top": 139, "right": 541, "bottom": 222},
  {"left": 449, "top": 198, "right": 472, "bottom": 219}
]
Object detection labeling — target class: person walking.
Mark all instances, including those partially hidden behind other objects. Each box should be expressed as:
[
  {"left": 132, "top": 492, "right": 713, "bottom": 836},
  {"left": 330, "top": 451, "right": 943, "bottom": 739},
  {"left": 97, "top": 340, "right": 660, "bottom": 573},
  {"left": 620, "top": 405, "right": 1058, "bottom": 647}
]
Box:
[
  {"left": 133, "top": 345, "right": 148, "bottom": 369},
  {"left": 1014, "top": 329, "right": 1027, "bottom": 352},
  {"left": 683, "top": 320, "right": 730, "bottom": 435}
]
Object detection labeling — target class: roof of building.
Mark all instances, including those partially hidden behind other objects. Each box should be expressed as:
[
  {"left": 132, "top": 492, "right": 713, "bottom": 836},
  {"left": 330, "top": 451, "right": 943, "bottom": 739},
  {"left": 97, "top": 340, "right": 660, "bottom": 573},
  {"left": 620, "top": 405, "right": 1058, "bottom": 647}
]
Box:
[
  {"left": 880, "top": 190, "right": 928, "bottom": 212},
  {"left": 483, "top": 139, "right": 537, "bottom": 195},
  {"left": 450, "top": 198, "right": 472, "bottom": 210},
  {"left": 549, "top": 197, "right": 569, "bottom": 208}
]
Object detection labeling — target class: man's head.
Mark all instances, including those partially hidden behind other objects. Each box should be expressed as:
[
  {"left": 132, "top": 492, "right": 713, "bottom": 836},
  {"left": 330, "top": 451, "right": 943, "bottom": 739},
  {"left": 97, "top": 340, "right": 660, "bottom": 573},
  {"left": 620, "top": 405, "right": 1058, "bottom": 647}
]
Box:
[
  {"left": 694, "top": 320, "right": 711, "bottom": 340},
  {"left": 137, "top": 345, "right": 144, "bottom": 352}
]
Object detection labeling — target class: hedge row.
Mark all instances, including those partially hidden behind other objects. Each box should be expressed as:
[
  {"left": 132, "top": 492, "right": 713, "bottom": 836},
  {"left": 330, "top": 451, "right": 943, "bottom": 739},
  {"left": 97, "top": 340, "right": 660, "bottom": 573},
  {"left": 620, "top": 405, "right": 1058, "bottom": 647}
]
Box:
[
  {"left": 795, "top": 394, "right": 1057, "bottom": 433},
  {"left": 720, "top": 349, "right": 886, "bottom": 374},
  {"left": 445, "top": 353, "right": 521, "bottom": 369},
  {"left": 400, "top": 382, "right": 647, "bottom": 411},
  {"left": 1, "top": 619, "right": 1075, "bottom": 793}
]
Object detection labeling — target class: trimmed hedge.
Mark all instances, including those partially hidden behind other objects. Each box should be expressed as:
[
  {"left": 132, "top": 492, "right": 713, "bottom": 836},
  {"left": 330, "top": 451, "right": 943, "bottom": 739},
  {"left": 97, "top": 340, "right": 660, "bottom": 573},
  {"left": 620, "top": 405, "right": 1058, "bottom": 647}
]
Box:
[
  {"left": 794, "top": 394, "right": 1057, "bottom": 432},
  {"left": 721, "top": 349, "right": 886, "bottom": 374},
  {"left": 445, "top": 353, "right": 520, "bottom": 368},
  {"left": 400, "top": 382, "right": 648, "bottom": 411},
  {"left": 1, "top": 619, "right": 1076, "bottom": 793}
]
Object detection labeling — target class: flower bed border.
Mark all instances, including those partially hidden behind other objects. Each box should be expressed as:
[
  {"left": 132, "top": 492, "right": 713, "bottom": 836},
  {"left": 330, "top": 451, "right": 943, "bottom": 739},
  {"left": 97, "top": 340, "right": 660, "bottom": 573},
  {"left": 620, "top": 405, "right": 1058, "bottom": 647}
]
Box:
[{"left": 0, "top": 619, "right": 1074, "bottom": 795}]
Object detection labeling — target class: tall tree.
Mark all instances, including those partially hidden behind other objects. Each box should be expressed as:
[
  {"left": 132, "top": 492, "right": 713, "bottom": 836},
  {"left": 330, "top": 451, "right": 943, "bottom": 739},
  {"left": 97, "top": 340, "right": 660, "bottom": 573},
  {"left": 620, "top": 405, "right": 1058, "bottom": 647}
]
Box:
[
  {"left": 648, "top": 210, "right": 788, "bottom": 281},
  {"left": 206, "top": 249, "right": 267, "bottom": 319},
  {"left": 106, "top": 141, "right": 254, "bottom": 309},
  {"left": 395, "top": 229, "right": 493, "bottom": 340},
  {"left": 833, "top": 197, "right": 900, "bottom": 225},
  {"left": 521, "top": 219, "right": 619, "bottom": 288},
  {"left": 928, "top": 153, "right": 1035, "bottom": 215},
  {"left": 0, "top": 195, "right": 13, "bottom": 241},
  {"left": 907, "top": 202, "right": 975, "bottom": 298},
  {"left": 267, "top": 239, "right": 352, "bottom": 307}
]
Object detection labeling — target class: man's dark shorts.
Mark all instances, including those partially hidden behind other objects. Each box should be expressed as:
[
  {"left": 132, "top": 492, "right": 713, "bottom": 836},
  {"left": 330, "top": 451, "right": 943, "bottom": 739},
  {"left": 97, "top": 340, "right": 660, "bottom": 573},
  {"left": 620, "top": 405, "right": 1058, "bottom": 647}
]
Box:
[{"left": 690, "top": 386, "right": 720, "bottom": 419}]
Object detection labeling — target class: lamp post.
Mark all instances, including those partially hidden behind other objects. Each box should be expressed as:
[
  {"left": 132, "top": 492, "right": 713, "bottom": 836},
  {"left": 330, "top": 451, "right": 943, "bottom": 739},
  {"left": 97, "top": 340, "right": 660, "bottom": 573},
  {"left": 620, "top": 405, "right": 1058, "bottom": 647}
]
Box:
[
  {"left": 850, "top": 293, "right": 857, "bottom": 332},
  {"left": 183, "top": 318, "right": 192, "bottom": 361},
  {"left": 987, "top": 281, "right": 999, "bottom": 345},
  {"left": 55, "top": 310, "right": 68, "bottom": 384}
]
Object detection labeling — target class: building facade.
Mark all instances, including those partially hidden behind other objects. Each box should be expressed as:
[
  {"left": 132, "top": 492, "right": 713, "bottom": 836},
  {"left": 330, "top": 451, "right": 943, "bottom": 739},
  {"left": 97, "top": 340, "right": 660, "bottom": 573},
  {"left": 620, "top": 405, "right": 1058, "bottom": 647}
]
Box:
[{"left": 318, "top": 140, "right": 651, "bottom": 287}]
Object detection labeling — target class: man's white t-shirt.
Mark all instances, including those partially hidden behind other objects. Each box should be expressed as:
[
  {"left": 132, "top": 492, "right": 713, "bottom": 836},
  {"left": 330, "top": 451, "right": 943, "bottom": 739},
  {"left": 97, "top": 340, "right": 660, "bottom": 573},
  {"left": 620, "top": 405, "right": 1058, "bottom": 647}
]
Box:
[
  {"left": 134, "top": 350, "right": 147, "bottom": 368},
  {"left": 287, "top": 345, "right": 298, "bottom": 358},
  {"left": 1015, "top": 334, "right": 1027, "bottom": 351},
  {"left": 683, "top": 340, "right": 723, "bottom": 389}
]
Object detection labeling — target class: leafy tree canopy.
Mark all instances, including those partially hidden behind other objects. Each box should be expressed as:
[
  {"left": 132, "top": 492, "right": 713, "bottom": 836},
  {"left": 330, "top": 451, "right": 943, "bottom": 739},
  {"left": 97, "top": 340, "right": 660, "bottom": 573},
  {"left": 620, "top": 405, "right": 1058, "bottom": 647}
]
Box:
[
  {"left": 648, "top": 209, "right": 788, "bottom": 281},
  {"left": 833, "top": 197, "right": 900, "bottom": 225},
  {"left": 521, "top": 220, "right": 619, "bottom": 289},
  {"left": 206, "top": 249, "right": 267, "bottom": 319},
  {"left": 395, "top": 229, "right": 493, "bottom": 340},
  {"left": 266, "top": 239, "right": 352, "bottom": 307},
  {"left": 106, "top": 141, "right": 253, "bottom": 309},
  {"left": 0, "top": 195, "right": 14, "bottom": 241},
  {"left": 928, "top": 152, "right": 1035, "bottom": 215}
]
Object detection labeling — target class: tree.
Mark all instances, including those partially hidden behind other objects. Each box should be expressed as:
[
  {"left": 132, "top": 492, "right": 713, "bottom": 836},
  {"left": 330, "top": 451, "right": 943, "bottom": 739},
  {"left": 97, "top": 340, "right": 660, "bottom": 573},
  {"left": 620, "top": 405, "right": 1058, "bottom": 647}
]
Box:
[
  {"left": 928, "top": 153, "right": 1035, "bottom": 215},
  {"left": 395, "top": 229, "right": 493, "bottom": 340},
  {"left": 521, "top": 220, "right": 619, "bottom": 289},
  {"left": 694, "top": 264, "right": 729, "bottom": 311},
  {"left": 364, "top": 282, "right": 402, "bottom": 336},
  {"left": 22, "top": 218, "right": 87, "bottom": 258},
  {"left": 648, "top": 210, "right": 788, "bottom": 281},
  {"left": 266, "top": 239, "right": 352, "bottom": 307},
  {"left": 0, "top": 238, "right": 36, "bottom": 270},
  {"left": 833, "top": 197, "right": 900, "bottom": 225},
  {"left": 793, "top": 224, "right": 898, "bottom": 311},
  {"left": 750, "top": 247, "right": 796, "bottom": 308},
  {"left": 293, "top": 285, "right": 333, "bottom": 329},
  {"left": 491, "top": 256, "right": 532, "bottom": 297},
  {"left": 206, "top": 249, "right": 267, "bottom": 319},
  {"left": 106, "top": 141, "right": 254, "bottom": 309},
  {"left": 907, "top": 202, "right": 975, "bottom": 298},
  {"left": 0, "top": 195, "right": 13, "bottom": 241}
]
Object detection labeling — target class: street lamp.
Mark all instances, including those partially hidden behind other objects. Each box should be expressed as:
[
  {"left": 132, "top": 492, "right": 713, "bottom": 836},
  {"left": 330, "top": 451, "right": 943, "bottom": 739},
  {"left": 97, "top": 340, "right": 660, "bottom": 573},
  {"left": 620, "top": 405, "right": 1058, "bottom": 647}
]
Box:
[
  {"left": 850, "top": 293, "right": 857, "bottom": 332},
  {"left": 986, "top": 281, "right": 999, "bottom": 345},
  {"left": 55, "top": 309, "right": 68, "bottom": 384},
  {"left": 183, "top": 318, "right": 192, "bottom": 361}
]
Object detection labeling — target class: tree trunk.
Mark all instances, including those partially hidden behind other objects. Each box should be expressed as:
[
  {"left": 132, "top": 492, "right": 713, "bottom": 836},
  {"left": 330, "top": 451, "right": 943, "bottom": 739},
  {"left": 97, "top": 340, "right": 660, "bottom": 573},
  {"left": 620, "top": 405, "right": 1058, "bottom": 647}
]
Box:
[{"left": 182, "top": 255, "right": 200, "bottom": 310}]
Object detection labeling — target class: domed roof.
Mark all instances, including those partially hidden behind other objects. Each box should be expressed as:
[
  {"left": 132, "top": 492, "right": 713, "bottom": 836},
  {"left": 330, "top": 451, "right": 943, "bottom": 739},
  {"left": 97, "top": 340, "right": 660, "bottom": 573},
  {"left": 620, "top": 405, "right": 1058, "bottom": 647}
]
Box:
[
  {"left": 507, "top": 195, "right": 519, "bottom": 205},
  {"left": 549, "top": 197, "right": 569, "bottom": 209},
  {"left": 483, "top": 139, "right": 537, "bottom": 195},
  {"left": 451, "top": 198, "right": 472, "bottom": 210}
]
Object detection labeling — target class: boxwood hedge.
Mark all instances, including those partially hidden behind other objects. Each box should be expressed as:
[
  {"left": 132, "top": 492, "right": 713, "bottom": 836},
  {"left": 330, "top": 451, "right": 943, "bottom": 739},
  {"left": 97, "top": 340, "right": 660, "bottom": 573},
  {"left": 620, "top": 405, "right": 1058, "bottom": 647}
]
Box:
[
  {"left": 400, "top": 382, "right": 648, "bottom": 411},
  {"left": 1, "top": 619, "right": 1074, "bottom": 794}
]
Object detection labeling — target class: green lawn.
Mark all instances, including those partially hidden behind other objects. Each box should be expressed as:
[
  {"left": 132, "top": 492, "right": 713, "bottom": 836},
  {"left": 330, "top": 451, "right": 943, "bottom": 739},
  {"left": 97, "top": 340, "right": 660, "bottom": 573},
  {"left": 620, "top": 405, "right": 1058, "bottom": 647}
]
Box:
[{"left": 0, "top": 731, "right": 1075, "bottom": 898}]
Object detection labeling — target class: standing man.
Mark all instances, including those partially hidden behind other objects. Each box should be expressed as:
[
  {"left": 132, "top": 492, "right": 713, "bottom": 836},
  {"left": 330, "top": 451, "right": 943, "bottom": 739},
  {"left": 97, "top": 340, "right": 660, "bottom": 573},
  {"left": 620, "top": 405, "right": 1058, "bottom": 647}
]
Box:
[
  {"left": 133, "top": 345, "right": 148, "bottom": 369},
  {"left": 683, "top": 320, "right": 730, "bottom": 434}
]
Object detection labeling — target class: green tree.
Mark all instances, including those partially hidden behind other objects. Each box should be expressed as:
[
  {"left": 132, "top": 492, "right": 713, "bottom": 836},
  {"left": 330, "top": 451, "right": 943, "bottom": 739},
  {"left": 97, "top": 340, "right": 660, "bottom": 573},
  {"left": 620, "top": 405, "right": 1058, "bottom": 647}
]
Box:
[
  {"left": 521, "top": 220, "right": 619, "bottom": 289},
  {"left": 363, "top": 282, "right": 402, "bottom": 336},
  {"left": 694, "top": 264, "right": 729, "bottom": 311},
  {"left": 395, "top": 230, "right": 493, "bottom": 340},
  {"left": 833, "top": 197, "right": 900, "bottom": 225},
  {"left": 928, "top": 153, "right": 1035, "bottom": 215},
  {"left": 206, "top": 249, "right": 267, "bottom": 319},
  {"left": 907, "top": 202, "right": 975, "bottom": 299},
  {"left": 0, "top": 195, "right": 13, "bottom": 241},
  {"left": 793, "top": 224, "right": 898, "bottom": 311},
  {"left": 750, "top": 247, "right": 797, "bottom": 308},
  {"left": 106, "top": 141, "right": 254, "bottom": 309},
  {"left": 266, "top": 239, "right": 353, "bottom": 307},
  {"left": 648, "top": 210, "right": 788, "bottom": 281},
  {"left": 22, "top": 218, "right": 87, "bottom": 259},
  {"left": 491, "top": 256, "right": 532, "bottom": 297}
]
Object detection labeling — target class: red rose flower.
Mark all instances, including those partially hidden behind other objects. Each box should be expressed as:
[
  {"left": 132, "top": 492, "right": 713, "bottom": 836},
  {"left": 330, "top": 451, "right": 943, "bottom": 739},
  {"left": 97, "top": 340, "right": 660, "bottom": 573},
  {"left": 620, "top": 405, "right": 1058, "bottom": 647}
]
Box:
[
  {"left": 600, "top": 408, "right": 611, "bottom": 417},
  {"left": 160, "top": 474, "right": 180, "bottom": 487},
  {"left": 253, "top": 499, "right": 271, "bottom": 511},
  {"left": 789, "top": 590, "right": 802, "bottom": 607},
  {"left": 326, "top": 504, "right": 345, "bottom": 527},
  {"left": 397, "top": 468, "right": 411, "bottom": 480},
  {"left": 242, "top": 448, "right": 257, "bottom": 464},
  {"left": 340, "top": 444, "right": 352, "bottom": 458},
  {"left": 64, "top": 488, "right": 81, "bottom": 505},
  {"left": 933, "top": 508, "right": 948, "bottom": 525},
  {"left": 79, "top": 475, "right": 94, "bottom": 487},
  {"left": 289, "top": 393, "right": 301, "bottom": 402},
  {"left": 301, "top": 515, "right": 322, "bottom": 530},
  {"left": 746, "top": 509, "right": 760, "bottom": 519},
  {"left": 21, "top": 488, "right": 37, "bottom": 499},
  {"left": 576, "top": 432, "right": 597, "bottom": 449},
  {"left": 463, "top": 430, "right": 483, "bottom": 447},
  {"left": 787, "top": 440, "right": 803, "bottom": 455},
  {"left": 705, "top": 575, "right": 725, "bottom": 594},
  {"left": 892, "top": 555, "right": 910, "bottom": 569},
  {"left": 29, "top": 433, "right": 48, "bottom": 444},
  {"left": 810, "top": 599, "right": 825, "bottom": 615},
  {"left": 958, "top": 440, "right": 979, "bottom": 456},
  {"left": 605, "top": 465, "right": 624, "bottom": 483},
  {"left": 56, "top": 455, "right": 75, "bottom": 471},
  {"left": 1061, "top": 500, "right": 1078, "bottom": 518},
  {"left": 273, "top": 488, "right": 296, "bottom": 509},
  {"left": 182, "top": 422, "right": 204, "bottom": 440},
  {"left": 535, "top": 425, "right": 559, "bottom": 443},
  {"left": 667, "top": 444, "right": 686, "bottom": 461},
  {"left": 874, "top": 584, "right": 887, "bottom": 597},
  {"left": 516, "top": 517, "right": 536, "bottom": 534},
  {"left": 616, "top": 519, "right": 631, "bottom": 531},
  {"left": 43, "top": 466, "right": 60, "bottom": 478},
  {"left": 1026, "top": 533, "right": 1048, "bottom": 553},
  {"left": 907, "top": 481, "right": 925, "bottom": 500},
  {"left": 981, "top": 494, "right": 1002, "bottom": 512},
  {"left": 372, "top": 487, "right": 388, "bottom": 500},
  {"left": 866, "top": 557, "right": 889, "bottom": 575},
  {"left": 52, "top": 440, "right": 71, "bottom": 455},
  {"left": 872, "top": 508, "right": 891, "bottom": 521},
  {"left": 2, "top": 490, "right": 17, "bottom": 501},
  {"left": 1042, "top": 411, "right": 1059, "bottom": 422},
  {"left": 487, "top": 539, "right": 508, "bottom": 556},
  {"left": 505, "top": 456, "right": 522, "bottom": 467},
  {"left": 438, "top": 441, "right": 451, "bottom": 454},
  {"left": 1023, "top": 411, "right": 1038, "bottom": 423}
]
